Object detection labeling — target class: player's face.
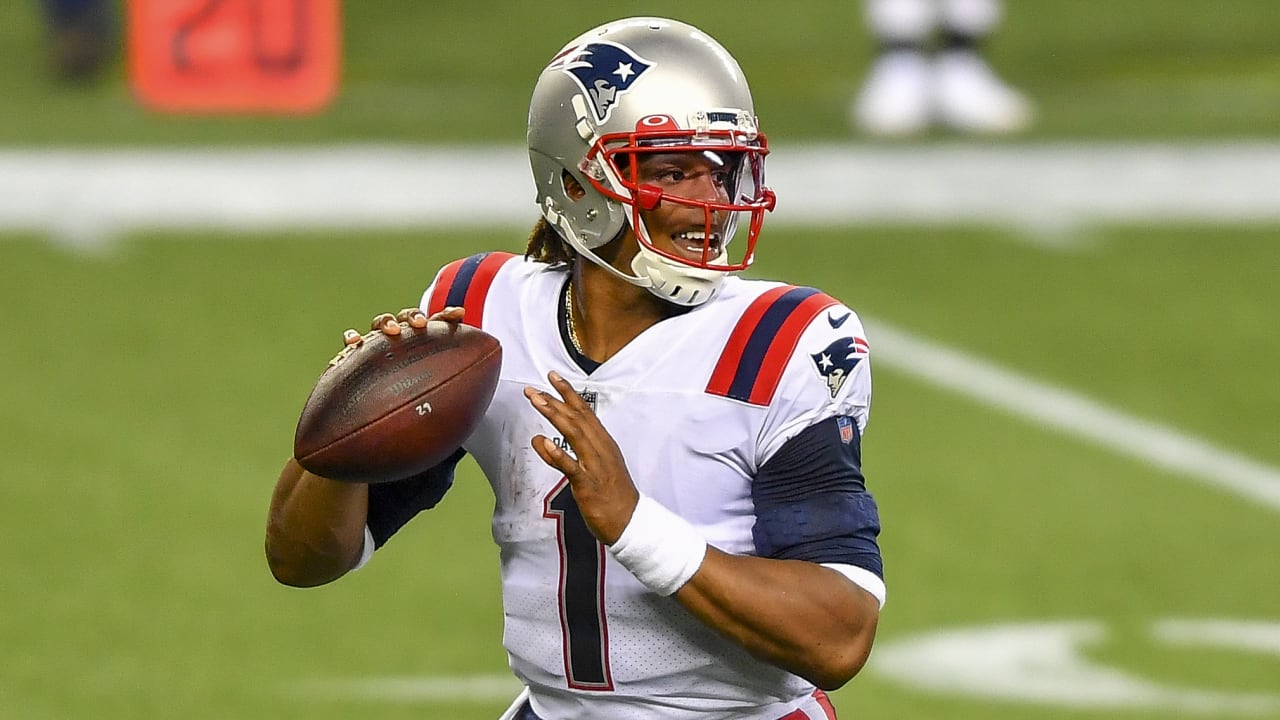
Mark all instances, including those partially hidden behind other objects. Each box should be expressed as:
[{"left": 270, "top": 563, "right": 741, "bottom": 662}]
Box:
[{"left": 632, "top": 151, "right": 736, "bottom": 264}]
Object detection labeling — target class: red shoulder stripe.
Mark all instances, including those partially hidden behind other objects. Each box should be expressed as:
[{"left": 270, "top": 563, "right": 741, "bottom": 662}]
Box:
[
  {"left": 706, "top": 286, "right": 839, "bottom": 406},
  {"left": 425, "top": 258, "right": 466, "bottom": 316},
  {"left": 772, "top": 689, "right": 838, "bottom": 719},
  {"left": 749, "top": 291, "right": 839, "bottom": 405},
  {"left": 424, "top": 252, "right": 517, "bottom": 327},
  {"left": 459, "top": 252, "right": 516, "bottom": 328},
  {"left": 813, "top": 689, "right": 838, "bottom": 720},
  {"left": 706, "top": 285, "right": 793, "bottom": 398}
]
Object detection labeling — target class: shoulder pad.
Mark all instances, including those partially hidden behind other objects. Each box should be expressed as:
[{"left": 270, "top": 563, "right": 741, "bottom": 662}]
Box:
[
  {"left": 705, "top": 285, "right": 840, "bottom": 406},
  {"left": 424, "top": 252, "right": 518, "bottom": 327}
]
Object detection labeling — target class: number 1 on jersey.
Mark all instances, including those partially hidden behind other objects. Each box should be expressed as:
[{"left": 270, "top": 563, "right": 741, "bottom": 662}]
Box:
[{"left": 544, "top": 479, "right": 614, "bottom": 690}]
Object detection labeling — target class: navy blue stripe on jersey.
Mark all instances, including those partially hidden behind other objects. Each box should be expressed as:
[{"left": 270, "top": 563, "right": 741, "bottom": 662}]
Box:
[
  {"left": 752, "top": 416, "right": 882, "bottom": 577},
  {"left": 444, "top": 253, "right": 488, "bottom": 309},
  {"left": 724, "top": 287, "right": 823, "bottom": 402},
  {"left": 366, "top": 447, "right": 466, "bottom": 548}
]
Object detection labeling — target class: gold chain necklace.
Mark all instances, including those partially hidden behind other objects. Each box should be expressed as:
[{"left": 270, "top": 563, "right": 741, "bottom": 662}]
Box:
[{"left": 564, "top": 280, "right": 584, "bottom": 354}]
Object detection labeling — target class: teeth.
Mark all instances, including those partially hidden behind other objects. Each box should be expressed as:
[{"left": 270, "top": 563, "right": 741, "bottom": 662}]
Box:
[{"left": 676, "top": 231, "right": 720, "bottom": 242}]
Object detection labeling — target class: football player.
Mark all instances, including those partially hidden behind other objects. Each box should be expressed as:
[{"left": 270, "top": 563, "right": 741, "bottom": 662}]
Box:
[
  {"left": 267, "top": 16, "right": 885, "bottom": 719},
  {"left": 852, "top": 0, "right": 1033, "bottom": 135}
]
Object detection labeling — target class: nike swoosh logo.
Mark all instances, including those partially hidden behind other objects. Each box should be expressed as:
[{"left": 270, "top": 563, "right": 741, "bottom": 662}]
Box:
[{"left": 828, "top": 311, "right": 851, "bottom": 329}]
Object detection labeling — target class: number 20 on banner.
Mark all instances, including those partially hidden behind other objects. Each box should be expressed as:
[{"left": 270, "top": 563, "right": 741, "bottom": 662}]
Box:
[{"left": 128, "top": 0, "right": 340, "bottom": 114}]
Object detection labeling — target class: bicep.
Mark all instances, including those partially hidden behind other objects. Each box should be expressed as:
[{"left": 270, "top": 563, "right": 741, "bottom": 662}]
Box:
[{"left": 752, "top": 416, "right": 883, "bottom": 582}]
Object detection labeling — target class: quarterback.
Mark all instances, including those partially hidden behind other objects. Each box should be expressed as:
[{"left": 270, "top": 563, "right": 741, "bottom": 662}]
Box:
[{"left": 267, "top": 16, "right": 885, "bottom": 720}]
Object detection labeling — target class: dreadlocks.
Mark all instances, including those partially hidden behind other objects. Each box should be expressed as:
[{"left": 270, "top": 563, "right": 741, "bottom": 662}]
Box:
[{"left": 523, "top": 216, "right": 576, "bottom": 266}]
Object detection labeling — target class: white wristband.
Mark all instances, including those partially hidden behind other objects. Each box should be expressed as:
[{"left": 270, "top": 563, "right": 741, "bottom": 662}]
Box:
[{"left": 608, "top": 495, "right": 708, "bottom": 596}]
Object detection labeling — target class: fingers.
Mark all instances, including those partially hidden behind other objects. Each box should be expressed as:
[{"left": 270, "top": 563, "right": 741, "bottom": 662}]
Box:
[
  {"left": 525, "top": 373, "right": 638, "bottom": 546},
  {"left": 429, "top": 306, "right": 465, "bottom": 324},
  {"left": 524, "top": 372, "right": 601, "bottom": 463},
  {"left": 545, "top": 371, "right": 592, "bottom": 412},
  {"left": 371, "top": 307, "right": 432, "bottom": 337},
  {"left": 369, "top": 312, "right": 401, "bottom": 336},
  {"left": 530, "top": 432, "right": 580, "bottom": 475},
  {"left": 345, "top": 306, "right": 453, "bottom": 349},
  {"left": 395, "top": 307, "right": 429, "bottom": 329},
  {"left": 524, "top": 372, "right": 589, "bottom": 423},
  {"left": 329, "top": 330, "right": 365, "bottom": 369}
]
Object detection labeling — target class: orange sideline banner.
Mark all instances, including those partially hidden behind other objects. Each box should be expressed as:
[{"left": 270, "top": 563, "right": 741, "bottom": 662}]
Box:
[{"left": 129, "top": 0, "right": 340, "bottom": 114}]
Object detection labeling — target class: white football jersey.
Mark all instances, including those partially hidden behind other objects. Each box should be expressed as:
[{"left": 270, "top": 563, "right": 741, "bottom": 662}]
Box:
[{"left": 407, "top": 252, "right": 875, "bottom": 720}]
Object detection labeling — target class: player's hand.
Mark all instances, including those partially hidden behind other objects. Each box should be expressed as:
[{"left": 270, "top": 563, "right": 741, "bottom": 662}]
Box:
[
  {"left": 341, "top": 307, "right": 463, "bottom": 346},
  {"left": 426, "top": 306, "right": 466, "bottom": 325},
  {"left": 525, "top": 371, "right": 640, "bottom": 546}
]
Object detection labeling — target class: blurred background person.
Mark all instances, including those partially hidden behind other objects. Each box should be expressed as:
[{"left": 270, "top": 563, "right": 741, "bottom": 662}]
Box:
[
  {"left": 40, "top": 0, "right": 115, "bottom": 81},
  {"left": 852, "top": 0, "right": 1033, "bottom": 136}
]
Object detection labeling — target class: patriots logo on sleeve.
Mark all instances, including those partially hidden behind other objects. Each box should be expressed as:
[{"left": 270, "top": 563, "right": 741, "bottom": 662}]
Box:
[
  {"left": 811, "top": 336, "right": 868, "bottom": 398},
  {"left": 557, "top": 42, "right": 654, "bottom": 122}
]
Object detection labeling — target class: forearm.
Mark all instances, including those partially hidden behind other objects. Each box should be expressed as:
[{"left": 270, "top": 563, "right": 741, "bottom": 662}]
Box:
[
  {"left": 673, "top": 548, "right": 880, "bottom": 690},
  {"left": 265, "top": 458, "right": 369, "bottom": 587}
]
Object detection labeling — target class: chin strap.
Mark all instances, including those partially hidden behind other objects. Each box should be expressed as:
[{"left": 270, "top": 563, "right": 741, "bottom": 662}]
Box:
[
  {"left": 542, "top": 196, "right": 726, "bottom": 308},
  {"left": 630, "top": 245, "right": 726, "bottom": 306},
  {"left": 542, "top": 196, "right": 653, "bottom": 288}
]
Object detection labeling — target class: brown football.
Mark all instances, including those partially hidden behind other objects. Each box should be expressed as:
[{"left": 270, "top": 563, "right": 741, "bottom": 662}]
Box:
[{"left": 293, "top": 321, "right": 501, "bottom": 484}]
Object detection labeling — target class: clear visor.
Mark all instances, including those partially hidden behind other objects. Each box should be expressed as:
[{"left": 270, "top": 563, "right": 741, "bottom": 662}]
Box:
[{"left": 587, "top": 129, "right": 774, "bottom": 272}]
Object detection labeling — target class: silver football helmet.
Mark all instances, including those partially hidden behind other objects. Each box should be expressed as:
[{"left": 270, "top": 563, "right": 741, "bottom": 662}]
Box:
[{"left": 528, "top": 17, "right": 775, "bottom": 306}]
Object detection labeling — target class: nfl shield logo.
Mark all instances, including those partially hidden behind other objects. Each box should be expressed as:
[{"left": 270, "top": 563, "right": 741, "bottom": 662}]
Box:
[{"left": 837, "top": 416, "right": 854, "bottom": 445}]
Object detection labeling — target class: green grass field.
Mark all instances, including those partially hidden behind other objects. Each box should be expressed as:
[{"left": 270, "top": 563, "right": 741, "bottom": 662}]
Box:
[
  {"left": 3, "top": 1, "right": 1279, "bottom": 718},
  {"left": 2, "top": 226, "right": 1277, "bottom": 719},
  {"left": 2, "top": 1, "right": 1279, "bottom": 143}
]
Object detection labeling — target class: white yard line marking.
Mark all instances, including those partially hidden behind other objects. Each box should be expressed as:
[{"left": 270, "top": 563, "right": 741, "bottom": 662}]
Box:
[
  {"left": 869, "top": 320, "right": 1280, "bottom": 512},
  {"left": 8, "top": 145, "right": 1278, "bottom": 509},
  {"left": 4, "top": 143, "right": 1280, "bottom": 248},
  {"left": 873, "top": 620, "right": 1280, "bottom": 714},
  {"left": 1154, "top": 619, "right": 1280, "bottom": 658}
]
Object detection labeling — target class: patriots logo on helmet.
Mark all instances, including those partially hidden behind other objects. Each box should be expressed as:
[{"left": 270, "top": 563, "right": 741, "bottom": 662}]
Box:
[
  {"left": 558, "top": 41, "right": 654, "bottom": 123},
  {"left": 811, "top": 337, "right": 866, "bottom": 398}
]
